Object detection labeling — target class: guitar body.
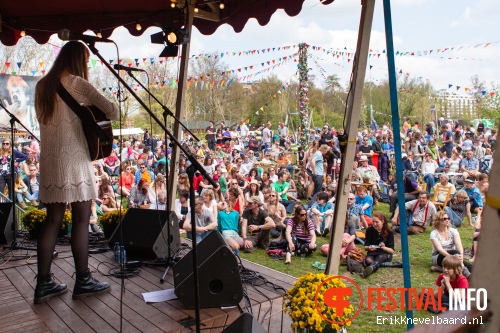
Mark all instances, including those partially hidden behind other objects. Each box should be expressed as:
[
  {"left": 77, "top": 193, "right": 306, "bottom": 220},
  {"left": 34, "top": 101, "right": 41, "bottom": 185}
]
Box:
[{"left": 82, "top": 105, "right": 113, "bottom": 161}]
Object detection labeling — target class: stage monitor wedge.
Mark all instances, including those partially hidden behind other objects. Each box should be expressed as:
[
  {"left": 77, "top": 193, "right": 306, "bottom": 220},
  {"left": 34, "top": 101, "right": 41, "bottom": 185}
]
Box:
[
  {"left": 0, "top": 203, "right": 13, "bottom": 245},
  {"left": 108, "top": 208, "right": 180, "bottom": 259},
  {"left": 173, "top": 231, "right": 243, "bottom": 309}
]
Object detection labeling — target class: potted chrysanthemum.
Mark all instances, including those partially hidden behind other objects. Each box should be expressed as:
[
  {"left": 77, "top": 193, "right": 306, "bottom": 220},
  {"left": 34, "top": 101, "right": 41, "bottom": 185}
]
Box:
[
  {"left": 284, "top": 272, "right": 352, "bottom": 333},
  {"left": 99, "top": 209, "right": 127, "bottom": 238},
  {"left": 22, "top": 209, "right": 72, "bottom": 239}
]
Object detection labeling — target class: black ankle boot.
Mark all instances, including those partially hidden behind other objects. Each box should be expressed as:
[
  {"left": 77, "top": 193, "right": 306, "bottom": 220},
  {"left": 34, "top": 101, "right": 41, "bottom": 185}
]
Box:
[
  {"left": 34, "top": 274, "right": 67, "bottom": 304},
  {"left": 73, "top": 269, "right": 110, "bottom": 299},
  {"left": 363, "top": 262, "right": 380, "bottom": 277},
  {"left": 381, "top": 261, "right": 403, "bottom": 268}
]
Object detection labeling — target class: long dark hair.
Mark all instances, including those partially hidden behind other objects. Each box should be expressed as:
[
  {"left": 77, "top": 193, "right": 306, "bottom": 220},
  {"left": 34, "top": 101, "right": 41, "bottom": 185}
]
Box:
[
  {"left": 35, "top": 41, "right": 90, "bottom": 124},
  {"left": 293, "top": 204, "right": 308, "bottom": 230}
]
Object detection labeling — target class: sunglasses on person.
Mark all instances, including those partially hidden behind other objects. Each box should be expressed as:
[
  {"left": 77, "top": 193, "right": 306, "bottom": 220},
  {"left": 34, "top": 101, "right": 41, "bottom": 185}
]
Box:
[
  {"left": 2, "top": 142, "right": 10, "bottom": 146},
  {"left": 442, "top": 217, "right": 450, "bottom": 221},
  {"left": 299, "top": 213, "right": 307, "bottom": 216},
  {"left": 140, "top": 166, "right": 146, "bottom": 169},
  {"left": 269, "top": 194, "right": 276, "bottom": 197},
  {"left": 30, "top": 169, "right": 37, "bottom": 172}
]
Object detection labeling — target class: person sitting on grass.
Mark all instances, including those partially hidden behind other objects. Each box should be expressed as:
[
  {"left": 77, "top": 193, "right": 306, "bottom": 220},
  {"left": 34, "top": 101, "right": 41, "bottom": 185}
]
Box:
[
  {"left": 463, "top": 178, "right": 483, "bottom": 219},
  {"left": 429, "top": 211, "right": 469, "bottom": 277},
  {"left": 284, "top": 205, "right": 317, "bottom": 264},
  {"left": 355, "top": 185, "right": 374, "bottom": 226},
  {"left": 320, "top": 213, "right": 356, "bottom": 258},
  {"left": 391, "top": 192, "right": 436, "bottom": 235},
  {"left": 217, "top": 196, "right": 243, "bottom": 251},
  {"left": 428, "top": 255, "right": 469, "bottom": 313},
  {"left": 240, "top": 196, "right": 275, "bottom": 253},
  {"left": 470, "top": 215, "right": 481, "bottom": 263},
  {"left": 310, "top": 191, "right": 334, "bottom": 237},
  {"left": 444, "top": 190, "right": 473, "bottom": 228},
  {"left": 184, "top": 196, "right": 217, "bottom": 243},
  {"left": 363, "top": 213, "right": 395, "bottom": 277}
]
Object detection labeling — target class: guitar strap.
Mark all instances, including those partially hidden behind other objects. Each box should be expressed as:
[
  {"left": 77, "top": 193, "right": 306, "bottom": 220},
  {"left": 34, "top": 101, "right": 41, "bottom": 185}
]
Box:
[{"left": 56, "top": 83, "right": 111, "bottom": 143}]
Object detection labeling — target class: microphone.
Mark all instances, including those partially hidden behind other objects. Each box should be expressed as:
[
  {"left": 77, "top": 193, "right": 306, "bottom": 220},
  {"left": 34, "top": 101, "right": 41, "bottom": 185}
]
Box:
[
  {"left": 113, "top": 64, "right": 145, "bottom": 72},
  {"left": 58, "top": 29, "right": 114, "bottom": 44}
]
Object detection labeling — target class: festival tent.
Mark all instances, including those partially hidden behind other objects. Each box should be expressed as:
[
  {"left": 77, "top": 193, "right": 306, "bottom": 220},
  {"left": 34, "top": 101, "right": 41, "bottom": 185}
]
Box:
[{"left": 0, "top": 0, "right": 308, "bottom": 46}]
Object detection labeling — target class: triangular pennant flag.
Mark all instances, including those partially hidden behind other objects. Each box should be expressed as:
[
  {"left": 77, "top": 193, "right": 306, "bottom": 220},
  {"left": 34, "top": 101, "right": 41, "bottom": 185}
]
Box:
[
  {"left": 39, "top": 61, "right": 44, "bottom": 67},
  {"left": 17, "top": 62, "right": 22, "bottom": 69}
]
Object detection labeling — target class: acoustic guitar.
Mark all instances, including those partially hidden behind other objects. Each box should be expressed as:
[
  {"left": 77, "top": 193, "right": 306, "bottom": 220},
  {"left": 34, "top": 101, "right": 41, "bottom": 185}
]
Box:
[
  {"left": 57, "top": 84, "right": 113, "bottom": 161},
  {"left": 82, "top": 105, "right": 113, "bottom": 161}
]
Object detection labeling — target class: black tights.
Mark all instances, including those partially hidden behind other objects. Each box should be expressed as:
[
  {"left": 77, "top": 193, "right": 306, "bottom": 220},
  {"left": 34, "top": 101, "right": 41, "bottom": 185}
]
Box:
[
  {"left": 365, "top": 253, "right": 392, "bottom": 265},
  {"left": 37, "top": 201, "right": 92, "bottom": 277}
]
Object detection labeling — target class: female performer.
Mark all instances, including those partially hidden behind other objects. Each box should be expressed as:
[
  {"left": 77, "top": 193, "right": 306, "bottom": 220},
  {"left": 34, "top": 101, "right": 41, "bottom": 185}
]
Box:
[{"left": 34, "top": 41, "right": 118, "bottom": 303}]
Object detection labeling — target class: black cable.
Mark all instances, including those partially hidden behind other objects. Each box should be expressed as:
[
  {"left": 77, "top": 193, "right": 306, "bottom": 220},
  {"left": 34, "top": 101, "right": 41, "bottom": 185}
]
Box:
[{"left": 235, "top": 255, "right": 286, "bottom": 325}]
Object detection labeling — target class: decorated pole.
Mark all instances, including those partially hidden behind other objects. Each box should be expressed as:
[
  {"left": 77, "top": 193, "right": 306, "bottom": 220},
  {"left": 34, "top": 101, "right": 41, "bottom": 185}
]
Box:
[{"left": 297, "top": 42, "right": 310, "bottom": 148}]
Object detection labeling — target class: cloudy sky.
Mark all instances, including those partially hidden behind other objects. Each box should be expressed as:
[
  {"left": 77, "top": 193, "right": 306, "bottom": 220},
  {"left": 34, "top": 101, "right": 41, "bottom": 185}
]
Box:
[{"left": 88, "top": 0, "right": 499, "bottom": 92}]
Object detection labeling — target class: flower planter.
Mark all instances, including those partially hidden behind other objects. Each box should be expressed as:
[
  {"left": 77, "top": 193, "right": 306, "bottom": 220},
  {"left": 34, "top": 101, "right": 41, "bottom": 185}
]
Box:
[{"left": 102, "top": 223, "right": 118, "bottom": 239}]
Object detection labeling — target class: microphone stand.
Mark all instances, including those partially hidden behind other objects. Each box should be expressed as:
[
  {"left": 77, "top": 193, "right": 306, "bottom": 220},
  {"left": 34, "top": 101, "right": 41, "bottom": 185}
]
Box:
[
  {"left": 0, "top": 100, "right": 40, "bottom": 253},
  {"left": 122, "top": 70, "right": 201, "bottom": 283},
  {"left": 86, "top": 41, "right": 212, "bottom": 333}
]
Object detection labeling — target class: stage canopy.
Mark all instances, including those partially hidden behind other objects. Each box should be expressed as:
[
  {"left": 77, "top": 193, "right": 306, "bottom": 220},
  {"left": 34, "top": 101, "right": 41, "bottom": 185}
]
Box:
[{"left": 0, "top": 0, "right": 319, "bottom": 46}]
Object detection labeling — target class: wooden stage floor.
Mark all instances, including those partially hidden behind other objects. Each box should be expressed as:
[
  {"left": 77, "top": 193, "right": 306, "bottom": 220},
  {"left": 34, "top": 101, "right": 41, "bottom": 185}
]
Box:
[{"left": 0, "top": 241, "right": 295, "bottom": 333}]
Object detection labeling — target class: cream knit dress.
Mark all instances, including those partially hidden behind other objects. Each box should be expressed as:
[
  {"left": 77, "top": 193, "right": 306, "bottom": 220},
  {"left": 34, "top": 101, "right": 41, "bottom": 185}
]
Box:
[{"left": 38, "top": 75, "right": 119, "bottom": 203}]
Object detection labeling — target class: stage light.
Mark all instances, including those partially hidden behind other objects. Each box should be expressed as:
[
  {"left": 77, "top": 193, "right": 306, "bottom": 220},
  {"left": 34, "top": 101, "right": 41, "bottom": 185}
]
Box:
[
  {"left": 159, "top": 45, "right": 179, "bottom": 58},
  {"left": 136, "top": 22, "right": 142, "bottom": 31},
  {"left": 219, "top": 1, "right": 225, "bottom": 9},
  {"left": 171, "top": 1, "right": 176, "bottom": 8},
  {"left": 20, "top": 29, "right": 26, "bottom": 37},
  {"left": 194, "top": 7, "right": 199, "bottom": 13},
  {"left": 96, "top": 30, "right": 102, "bottom": 38},
  {"left": 150, "top": 23, "right": 189, "bottom": 58}
]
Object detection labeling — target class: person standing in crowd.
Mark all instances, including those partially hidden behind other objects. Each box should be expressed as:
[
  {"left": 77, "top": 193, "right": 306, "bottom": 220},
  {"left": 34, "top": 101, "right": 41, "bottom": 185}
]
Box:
[
  {"left": 311, "top": 144, "right": 329, "bottom": 196},
  {"left": 439, "top": 125, "right": 454, "bottom": 158},
  {"left": 34, "top": 41, "right": 118, "bottom": 303},
  {"left": 0, "top": 138, "right": 28, "bottom": 196},
  {"left": 262, "top": 121, "right": 272, "bottom": 150},
  {"left": 206, "top": 121, "right": 216, "bottom": 151},
  {"left": 277, "top": 121, "right": 289, "bottom": 147}
]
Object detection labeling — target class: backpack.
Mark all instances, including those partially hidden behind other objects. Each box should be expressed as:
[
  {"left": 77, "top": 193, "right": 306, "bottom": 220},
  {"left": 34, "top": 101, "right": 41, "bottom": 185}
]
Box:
[
  {"left": 346, "top": 248, "right": 366, "bottom": 274},
  {"left": 347, "top": 256, "right": 364, "bottom": 274}
]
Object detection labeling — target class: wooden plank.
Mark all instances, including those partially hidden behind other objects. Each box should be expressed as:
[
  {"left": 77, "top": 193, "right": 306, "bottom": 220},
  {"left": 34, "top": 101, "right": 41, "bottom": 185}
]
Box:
[
  {"left": 0, "top": 318, "right": 44, "bottom": 333},
  {"left": 7, "top": 266, "right": 71, "bottom": 333},
  {"left": 1, "top": 313, "right": 39, "bottom": 328},
  {"left": 208, "top": 312, "right": 228, "bottom": 333},
  {"left": 53, "top": 256, "right": 163, "bottom": 333},
  {"left": 267, "top": 298, "right": 285, "bottom": 333},
  {"left": 1, "top": 320, "right": 48, "bottom": 333},
  {"left": 0, "top": 308, "right": 32, "bottom": 321}
]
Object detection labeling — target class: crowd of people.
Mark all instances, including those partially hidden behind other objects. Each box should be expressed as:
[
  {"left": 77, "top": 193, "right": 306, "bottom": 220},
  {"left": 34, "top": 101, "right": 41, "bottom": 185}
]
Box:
[{"left": 5, "top": 106, "right": 490, "bottom": 302}]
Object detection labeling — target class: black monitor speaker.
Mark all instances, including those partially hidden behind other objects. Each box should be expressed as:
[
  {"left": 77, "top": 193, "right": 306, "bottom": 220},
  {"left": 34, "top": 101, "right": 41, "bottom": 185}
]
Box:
[
  {"left": 173, "top": 230, "right": 243, "bottom": 309},
  {"left": 0, "top": 202, "right": 14, "bottom": 245},
  {"left": 221, "top": 313, "right": 266, "bottom": 333},
  {"left": 108, "top": 208, "right": 180, "bottom": 259}
]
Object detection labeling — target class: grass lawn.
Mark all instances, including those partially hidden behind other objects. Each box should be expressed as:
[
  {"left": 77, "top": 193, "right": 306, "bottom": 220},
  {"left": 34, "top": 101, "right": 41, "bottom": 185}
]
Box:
[{"left": 239, "top": 202, "right": 475, "bottom": 333}]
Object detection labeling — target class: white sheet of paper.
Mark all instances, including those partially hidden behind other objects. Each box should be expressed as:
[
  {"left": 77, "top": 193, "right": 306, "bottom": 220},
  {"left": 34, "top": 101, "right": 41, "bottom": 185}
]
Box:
[{"left": 141, "top": 288, "right": 178, "bottom": 303}]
